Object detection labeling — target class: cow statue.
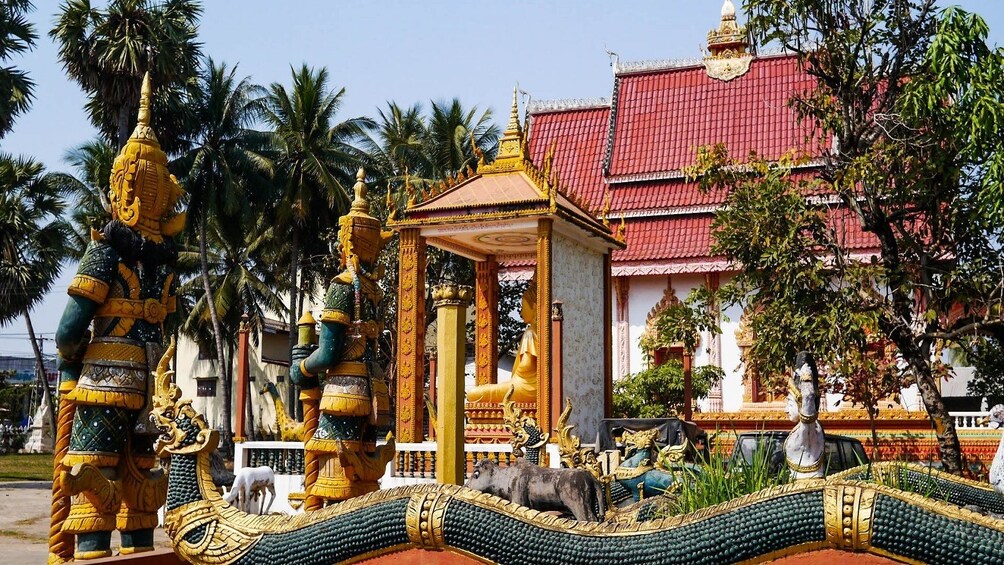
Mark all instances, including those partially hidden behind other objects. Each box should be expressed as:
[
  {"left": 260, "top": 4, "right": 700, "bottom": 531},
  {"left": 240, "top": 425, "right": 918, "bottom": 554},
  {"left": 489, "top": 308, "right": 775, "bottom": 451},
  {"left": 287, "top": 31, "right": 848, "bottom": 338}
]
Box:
[{"left": 464, "top": 458, "right": 606, "bottom": 522}]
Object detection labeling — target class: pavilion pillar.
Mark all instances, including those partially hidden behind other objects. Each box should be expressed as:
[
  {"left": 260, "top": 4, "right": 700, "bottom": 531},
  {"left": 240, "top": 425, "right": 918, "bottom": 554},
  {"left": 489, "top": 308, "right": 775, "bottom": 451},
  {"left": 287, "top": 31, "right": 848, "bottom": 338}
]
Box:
[
  {"left": 433, "top": 284, "right": 472, "bottom": 485},
  {"left": 396, "top": 228, "right": 426, "bottom": 443},
  {"left": 234, "top": 314, "right": 250, "bottom": 443},
  {"left": 550, "top": 301, "right": 564, "bottom": 434},
  {"left": 536, "top": 219, "right": 553, "bottom": 444},
  {"left": 475, "top": 257, "right": 499, "bottom": 386},
  {"left": 603, "top": 253, "right": 613, "bottom": 417},
  {"left": 614, "top": 277, "right": 630, "bottom": 380}
]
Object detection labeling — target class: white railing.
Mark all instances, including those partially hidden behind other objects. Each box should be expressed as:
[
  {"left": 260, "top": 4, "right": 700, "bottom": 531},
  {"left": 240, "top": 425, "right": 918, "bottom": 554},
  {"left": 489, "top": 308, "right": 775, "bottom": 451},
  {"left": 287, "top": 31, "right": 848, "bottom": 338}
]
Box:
[{"left": 951, "top": 411, "right": 991, "bottom": 429}]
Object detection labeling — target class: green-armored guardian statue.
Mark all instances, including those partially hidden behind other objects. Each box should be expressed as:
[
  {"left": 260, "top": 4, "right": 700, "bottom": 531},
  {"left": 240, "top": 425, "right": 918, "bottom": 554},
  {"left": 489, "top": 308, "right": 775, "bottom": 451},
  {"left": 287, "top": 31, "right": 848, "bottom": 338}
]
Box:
[
  {"left": 291, "top": 169, "right": 395, "bottom": 507},
  {"left": 53, "top": 73, "right": 185, "bottom": 560}
]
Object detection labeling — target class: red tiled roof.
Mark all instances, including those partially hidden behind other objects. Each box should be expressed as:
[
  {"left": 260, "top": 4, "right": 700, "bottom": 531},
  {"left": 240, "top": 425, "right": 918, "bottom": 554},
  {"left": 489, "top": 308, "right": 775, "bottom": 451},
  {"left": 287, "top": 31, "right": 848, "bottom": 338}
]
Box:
[
  {"left": 610, "top": 207, "right": 877, "bottom": 265},
  {"left": 614, "top": 215, "right": 715, "bottom": 262},
  {"left": 606, "top": 56, "right": 826, "bottom": 177},
  {"left": 610, "top": 170, "right": 823, "bottom": 212},
  {"left": 528, "top": 106, "right": 610, "bottom": 211}
]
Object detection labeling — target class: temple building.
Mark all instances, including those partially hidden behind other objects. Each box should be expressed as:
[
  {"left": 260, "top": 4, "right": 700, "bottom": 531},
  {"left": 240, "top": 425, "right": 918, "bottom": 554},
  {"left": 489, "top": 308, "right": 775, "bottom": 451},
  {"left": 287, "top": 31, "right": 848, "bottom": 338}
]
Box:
[{"left": 524, "top": 0, "right": 883, "bottom": 413}]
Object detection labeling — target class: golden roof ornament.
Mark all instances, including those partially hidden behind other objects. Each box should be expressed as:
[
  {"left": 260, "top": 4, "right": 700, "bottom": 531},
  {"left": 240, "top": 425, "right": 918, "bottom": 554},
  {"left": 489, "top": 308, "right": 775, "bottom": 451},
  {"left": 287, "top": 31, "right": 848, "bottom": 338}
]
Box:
[
  {"left": 108, "top": 72, "right": 186, "bottom": 243},
  {"left": 705, "top": 0, "right": 753, "bottom": 82},
  {"left": 477, "top": 86, "right": 528, "bottom": 175}
]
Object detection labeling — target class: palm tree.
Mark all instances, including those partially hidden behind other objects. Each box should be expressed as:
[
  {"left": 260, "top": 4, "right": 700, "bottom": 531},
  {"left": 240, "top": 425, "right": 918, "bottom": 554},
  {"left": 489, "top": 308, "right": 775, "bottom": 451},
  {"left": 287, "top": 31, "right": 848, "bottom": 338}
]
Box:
[
  {"left": 50, "top": 0, "right": 202, "bottom": 151},
  {"left": 180, "top": 212, "right": 285, "bottom": 438},
  {"left": 361, "top": 101, "right": 432, "bottom": 185},
  {"left": 0, "top": 0, "right": 37, "bottom": 138},
  {"left": 261, "top": 64, "right": 372, "bottom": 358},
  {"left": 175, "top": 57, "right": 271, "bottom": 441},
  {"left": 50, "top": 139, "right": 116, "bottom": 259},
  {"left": 0, "top": 155, "right": 71, "bottom": 434},
  {"left": 425, "top": 98, "right": 500, "bottom": 178}
]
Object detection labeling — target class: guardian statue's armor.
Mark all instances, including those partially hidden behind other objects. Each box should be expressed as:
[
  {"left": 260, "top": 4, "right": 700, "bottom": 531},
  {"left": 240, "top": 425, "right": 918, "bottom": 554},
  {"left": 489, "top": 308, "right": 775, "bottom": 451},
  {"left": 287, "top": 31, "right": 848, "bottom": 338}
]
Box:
[
  {"left": 54, "top": 74, "right": 185, "bottom": 560},
  {"left": 291, "top": 170, "right": 395, "bottom": 506}
]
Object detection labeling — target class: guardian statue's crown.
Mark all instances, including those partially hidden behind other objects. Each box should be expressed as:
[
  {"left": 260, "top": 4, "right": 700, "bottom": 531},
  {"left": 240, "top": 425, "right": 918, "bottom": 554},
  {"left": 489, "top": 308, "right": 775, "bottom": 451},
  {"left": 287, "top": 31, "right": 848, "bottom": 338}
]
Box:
[{"left": 108, "top": 72, "right": 186, "bottom": 242}]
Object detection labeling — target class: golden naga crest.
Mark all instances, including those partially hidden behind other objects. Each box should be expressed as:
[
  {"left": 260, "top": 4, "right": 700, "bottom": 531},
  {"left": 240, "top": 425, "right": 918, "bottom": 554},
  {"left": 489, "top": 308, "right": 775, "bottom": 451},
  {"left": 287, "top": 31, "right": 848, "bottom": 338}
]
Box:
[
  {"left": 622, "top": 428, "right": 660, "bottom": 457},
  {"left": 338, "top": 168, "right": 395, "bottom": 272},
  {"left": 555, "top": 399, "right": 602, "bottom": 477},
  {"left": 501, "top": 385, "right": 548, "bottom": 458},
  {"left": 109, "top": 73, "right": 187, "bottom": 243}
]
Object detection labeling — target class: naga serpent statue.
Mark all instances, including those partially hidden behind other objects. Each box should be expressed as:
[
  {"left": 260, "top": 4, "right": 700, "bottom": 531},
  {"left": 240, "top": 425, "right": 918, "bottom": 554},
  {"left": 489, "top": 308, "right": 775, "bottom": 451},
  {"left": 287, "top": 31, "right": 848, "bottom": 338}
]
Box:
[
  {"left": 784, "top": 351, "right": 825, "bottom": 480},
  {"left": 150, "top": 339, "right": 1004, "bottom": 564},
  {"left": 51, "top": 73, "right": 184, "bottom": 562},
  {"left": 289, "top": 169, "right": 396, "bottom": 508}
]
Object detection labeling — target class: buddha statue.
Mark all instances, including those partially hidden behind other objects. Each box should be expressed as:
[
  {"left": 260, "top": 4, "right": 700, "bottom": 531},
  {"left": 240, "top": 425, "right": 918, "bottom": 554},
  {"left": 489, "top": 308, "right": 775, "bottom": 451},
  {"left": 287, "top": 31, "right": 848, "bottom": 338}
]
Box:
[{"left": 467, "top": 273, "right": 538, "bottom": 404}]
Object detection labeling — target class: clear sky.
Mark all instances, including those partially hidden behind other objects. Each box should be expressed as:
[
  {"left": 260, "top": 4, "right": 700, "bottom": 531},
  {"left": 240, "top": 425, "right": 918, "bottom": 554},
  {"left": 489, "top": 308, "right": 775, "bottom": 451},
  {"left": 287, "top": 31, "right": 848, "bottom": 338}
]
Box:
[{"left": 2, "top": 0, "right": 1003, "bottom": 356}]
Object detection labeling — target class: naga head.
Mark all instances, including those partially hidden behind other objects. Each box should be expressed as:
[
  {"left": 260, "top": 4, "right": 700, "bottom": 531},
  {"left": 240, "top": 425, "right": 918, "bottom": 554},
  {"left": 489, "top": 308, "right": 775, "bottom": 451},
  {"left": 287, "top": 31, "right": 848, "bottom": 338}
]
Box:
[
  {"left": 622, "top": 428, "right": 660, "bottom": 458},
  {"left": 108, "top": 72, "right": 186, "bottom": 243},
  {"left": 502, "top": 385, "right": 547, "bottom": 459},
  {"left": 338, "top": 168, "right": 394, "bottom": 270},
  {"left": 787, "top": 351, "right": 820, "bottom": 425}
]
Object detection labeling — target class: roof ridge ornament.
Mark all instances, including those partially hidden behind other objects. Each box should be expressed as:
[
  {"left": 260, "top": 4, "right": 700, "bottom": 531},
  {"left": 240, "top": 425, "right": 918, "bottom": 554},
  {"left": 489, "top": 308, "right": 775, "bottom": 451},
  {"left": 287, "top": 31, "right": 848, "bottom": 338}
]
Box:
[
  {"left": 476, "top": 85, "right": 529, "bottom": 176},
  {"left": 705, "top": 0, "right": 753, "bottom": 81}
]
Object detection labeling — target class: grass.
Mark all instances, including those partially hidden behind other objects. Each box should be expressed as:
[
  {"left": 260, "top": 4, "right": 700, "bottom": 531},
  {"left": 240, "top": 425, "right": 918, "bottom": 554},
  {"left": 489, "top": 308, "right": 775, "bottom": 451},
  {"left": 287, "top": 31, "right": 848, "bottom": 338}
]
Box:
[
  {"left": 669, "top": 437, "right": 791, "bottom": 516},
  {"left": 0, "top": 453, "right": 54, "bottom": 481}
]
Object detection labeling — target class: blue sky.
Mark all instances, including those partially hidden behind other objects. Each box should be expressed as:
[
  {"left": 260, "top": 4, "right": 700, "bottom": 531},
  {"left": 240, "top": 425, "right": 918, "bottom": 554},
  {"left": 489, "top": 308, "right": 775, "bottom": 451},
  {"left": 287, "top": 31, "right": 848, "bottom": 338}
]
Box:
[{"left": 2, "top": 0, "right": 1003, "bottom": 355}]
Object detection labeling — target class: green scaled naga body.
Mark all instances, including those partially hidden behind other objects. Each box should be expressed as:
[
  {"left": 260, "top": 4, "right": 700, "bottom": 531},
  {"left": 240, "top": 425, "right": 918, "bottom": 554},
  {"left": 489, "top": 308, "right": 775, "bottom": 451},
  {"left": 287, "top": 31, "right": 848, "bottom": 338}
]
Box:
[
  {"left": 290, "top": 169, "right": 396, "bottom": 508},
  {"left": 53, "top": 73, "right": 186, "bottom": 561}
]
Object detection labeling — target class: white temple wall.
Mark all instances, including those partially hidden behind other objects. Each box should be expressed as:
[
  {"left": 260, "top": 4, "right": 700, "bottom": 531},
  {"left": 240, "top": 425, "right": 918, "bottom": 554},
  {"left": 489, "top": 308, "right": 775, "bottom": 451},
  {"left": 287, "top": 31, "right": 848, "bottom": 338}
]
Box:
[{"left": 551, "top": 234, "right": 606, "bottom": 441}]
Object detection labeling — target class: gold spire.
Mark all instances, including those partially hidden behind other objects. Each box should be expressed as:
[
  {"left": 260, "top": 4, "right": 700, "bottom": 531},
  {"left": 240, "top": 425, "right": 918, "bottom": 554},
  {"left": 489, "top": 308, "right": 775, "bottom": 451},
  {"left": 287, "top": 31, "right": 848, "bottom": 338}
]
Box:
[
  {"left": 505, "top": 86, "right": 522, "bottom": 136},
  {"left": 707, "top": 0, "right": 749, "bottom": 59},
  {"left": 705, "top": 0, "right": 753, "bottom": 81},
  {"left": 131, "top": 72, "right": 158, "bottom": 143},
  {"left": 350, "top": 168, "right": 370, "bottom": 214},
  {"left": 477, "top": 85, "right": 527, "bottom": 175}
]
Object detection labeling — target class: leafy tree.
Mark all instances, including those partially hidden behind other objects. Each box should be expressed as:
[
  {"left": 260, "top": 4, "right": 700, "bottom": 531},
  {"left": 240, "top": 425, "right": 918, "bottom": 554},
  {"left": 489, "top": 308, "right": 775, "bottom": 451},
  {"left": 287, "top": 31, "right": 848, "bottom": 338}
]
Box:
[
  {"left": 261, "top": 64, "right": 372, "bottom": 362},
  {"left": 0, "top": 155, "right": 72, "bottom": 434},
  {"left": 0, "top": 0, "right": 37, "bottom": 138},
  {"left": 687, "top": 1, "right": 1004, "bottom": 474},
  {"left": 50, "top": 0, "right": 202, "bottom": 151},
  {"left": 175, "top": 58, "right": 272, "bottom": 440},
  {"left": 426, "top": 98, "right": 500, "bottom": 178},
  {"left": 612, "top": 360, "right": 721, "bottom": 419},
  {"left": 50, "top": 139, "right": 116, "bottom": 259}
]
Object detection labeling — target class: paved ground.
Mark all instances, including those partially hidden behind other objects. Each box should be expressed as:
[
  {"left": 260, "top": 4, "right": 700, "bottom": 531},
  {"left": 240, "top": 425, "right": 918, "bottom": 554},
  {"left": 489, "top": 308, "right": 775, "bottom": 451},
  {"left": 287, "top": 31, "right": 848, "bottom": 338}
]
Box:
[{"left": 0, "top": 481, "right": 171, "bottom": 563}]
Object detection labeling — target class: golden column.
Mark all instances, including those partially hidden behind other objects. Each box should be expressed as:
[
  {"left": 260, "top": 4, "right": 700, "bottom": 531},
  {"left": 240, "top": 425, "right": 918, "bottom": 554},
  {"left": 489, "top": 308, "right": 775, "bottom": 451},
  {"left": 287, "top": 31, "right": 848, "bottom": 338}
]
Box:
[
  {"left": 296, "top": 312, "right": 322, "bottom": 511},
  {"left": 396, "top": 228, "right": 427, "bottom": 443},
  {"left": 433, "top": 283, "right": 472, "bottom": 485},
  {"left": 536, "top": 219, "right": 554, "bottom": 438},
  {"left": 474, "top": 257, "right": 499, "bottom": 386}
]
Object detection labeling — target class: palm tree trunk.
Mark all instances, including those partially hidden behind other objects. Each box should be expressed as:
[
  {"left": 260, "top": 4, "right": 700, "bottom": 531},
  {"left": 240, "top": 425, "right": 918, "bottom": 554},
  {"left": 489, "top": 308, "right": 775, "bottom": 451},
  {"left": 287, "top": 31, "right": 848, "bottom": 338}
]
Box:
[
  {"left": 287, "top": 228, "right": 301, "bottom": 420},
  {"left": 199, "top": 216, "right": 233, "bottom": 443},
  {"left": 24, "top": 311, "right": 57, "bottom": 436},
  {"left": 117, "top": 106, "right": 131, "bottom": 150}
]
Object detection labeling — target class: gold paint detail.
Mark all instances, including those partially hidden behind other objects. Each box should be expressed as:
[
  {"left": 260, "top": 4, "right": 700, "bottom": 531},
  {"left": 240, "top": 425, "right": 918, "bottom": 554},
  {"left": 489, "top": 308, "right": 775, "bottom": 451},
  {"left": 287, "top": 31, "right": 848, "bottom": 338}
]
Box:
[
  {"left": 406, "top": 492, "right": 449, "bottom": 550},
  {"left": 824, "top": 485, "right": 876, "bottom": 552},
  {"left": 396, "top": 229, "right": 426, "bottom": 442},
  {"left": 705, "top": 1, "right": 753, "bottom": 82},
  {"left": 96, "top": 297, "right": 169, "bottom": 324},
  {"left": 502, "top": 386, "right": 549, "bottom": 459},
  {"left": 319, "top": 309, "right": 351, "bottom": 325},
  {"left": 68, "top": 275, "right": 110, "bottom": 303}
]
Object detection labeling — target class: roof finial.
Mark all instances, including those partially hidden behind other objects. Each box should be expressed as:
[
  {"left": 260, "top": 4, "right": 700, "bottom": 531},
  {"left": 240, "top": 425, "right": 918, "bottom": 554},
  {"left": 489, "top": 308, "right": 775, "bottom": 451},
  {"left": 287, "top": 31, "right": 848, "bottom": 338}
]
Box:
[
  {"left": 721, "top": 0, "right": 736, "bottom": 20},
  {"left": 506, "top": 85, "right": 521, "bottom": 135}
]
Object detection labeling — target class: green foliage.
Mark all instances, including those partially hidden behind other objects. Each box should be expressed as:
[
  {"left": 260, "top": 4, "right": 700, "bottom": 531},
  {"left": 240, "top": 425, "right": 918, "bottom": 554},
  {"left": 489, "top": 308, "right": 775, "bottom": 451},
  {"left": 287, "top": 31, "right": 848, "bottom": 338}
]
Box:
[
  {"left": 50, "top": 0, "right": 203, "bottom": 150},
  {"left": 0, "top": 0, "right": 37, "bottom": 138},
  {"left": 50, "top": 139, "right": 117, "bottom": 260},
  {"left": 670, "top": 435, "right": 789, "bottom": 516},
  {"left": 720, "top": 0, "right": 1004, "bottom": 473},
  {"left": 0, "top": 155, "right": 72, "bottom": 324},
  {"left": 966, "top": 338, "right": 1004, "bottom": 403},
  {"left": 0, "top": 371, "right": 29, "bottom": 425},
  {"left": 612, "top": 360, "right": 721, "bottom": 419}
]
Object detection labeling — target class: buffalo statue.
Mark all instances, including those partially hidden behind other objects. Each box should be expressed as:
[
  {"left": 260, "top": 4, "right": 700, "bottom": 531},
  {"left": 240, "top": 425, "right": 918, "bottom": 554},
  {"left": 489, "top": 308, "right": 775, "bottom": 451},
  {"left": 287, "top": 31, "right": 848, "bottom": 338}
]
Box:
[{"left": 464, "top": 458, "right": 606, "bottom": 522}]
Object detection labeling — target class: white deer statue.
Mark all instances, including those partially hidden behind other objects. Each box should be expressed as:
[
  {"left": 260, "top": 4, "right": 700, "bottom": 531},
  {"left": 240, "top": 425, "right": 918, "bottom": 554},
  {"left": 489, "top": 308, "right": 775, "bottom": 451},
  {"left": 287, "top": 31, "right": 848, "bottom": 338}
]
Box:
[{"left": 224, "top": 465, "right": 276, "bottom": 514}]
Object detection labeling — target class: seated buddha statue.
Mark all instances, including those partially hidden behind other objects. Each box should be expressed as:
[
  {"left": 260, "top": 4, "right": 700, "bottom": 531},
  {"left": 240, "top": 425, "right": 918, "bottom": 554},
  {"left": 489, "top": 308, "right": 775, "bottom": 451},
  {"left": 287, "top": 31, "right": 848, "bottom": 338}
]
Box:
[{"left": 467, "top": 274, "right": 538, "bottom": 404}]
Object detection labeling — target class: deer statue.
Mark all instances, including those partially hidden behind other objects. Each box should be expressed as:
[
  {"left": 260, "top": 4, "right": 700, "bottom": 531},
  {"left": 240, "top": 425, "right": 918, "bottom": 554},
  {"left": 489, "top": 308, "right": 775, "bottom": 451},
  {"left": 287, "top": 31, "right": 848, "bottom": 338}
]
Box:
[
  {"left": 784, "top": 351, "right": 825, "bottom": 480},
  {"left": 260, "top": 382, "right": 305, "bottom": 442},
  {"left": 224, "top": 466, "right": 276, "bottom": 515}
]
